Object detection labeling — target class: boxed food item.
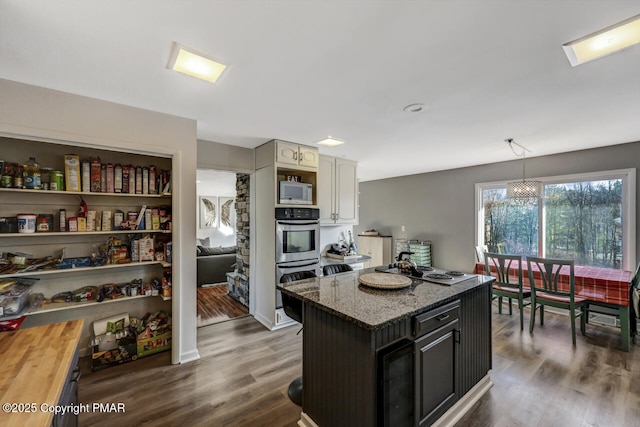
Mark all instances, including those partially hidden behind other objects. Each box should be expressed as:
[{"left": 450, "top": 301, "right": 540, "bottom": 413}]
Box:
[
  {"left": 136, "top": 316, "right": 171, "bottom": 358},
  {"left": 106, "top": 163, "right": 114, "bottom": 193},
  {"left": 101, "top": 210, "right": 112, "bottom": 231},
  {"left": 91, "top": 339, "right": 137, "bottom": 371},
  {"left": 91, "top": 312, "right": 137, "bottom": 370},
  {"left": 0, "top": 280, "right": 31, "bottom": 317},
  {"left": 139, "top": 236, "right": 154, "bottom": 261},
  {"left": 58, "top": 257, "right": 91, "bottom": 269},
  {"left": 64, "top": 154, "right": 81, "bottom": 192},
  {"left": 91, "top": 311, "right": 171, "bottom": 369},
  {"left": 90, "top": 157, "right": 102, "bottom": 192},
  {"left": 81, "top": 160, "right": 91, "bottom": 192}
]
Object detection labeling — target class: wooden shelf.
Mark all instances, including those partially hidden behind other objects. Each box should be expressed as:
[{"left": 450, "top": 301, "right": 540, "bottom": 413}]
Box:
[
  {"left": 0, "top": 229, "right": 171, "bottom": 238},
  {"left": 28, "top": 294, "right": 154, "bottom": 315},
  {"left": 0, "top": 261, "right": 166, "bottom": 280},
  {"left": 0, "top": 187, "right": 170, "bottom": 198}
]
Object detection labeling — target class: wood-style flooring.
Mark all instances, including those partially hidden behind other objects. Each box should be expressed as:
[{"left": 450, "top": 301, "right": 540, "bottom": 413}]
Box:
[
  {"left": 197, "top": 284, "right": 249, "bottom": 327},
  {"left": 78, "top": 302, "right": 640, "bottom": 427}
]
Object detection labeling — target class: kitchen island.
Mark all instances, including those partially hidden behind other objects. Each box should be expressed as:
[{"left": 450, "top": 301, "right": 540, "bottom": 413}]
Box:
[
  {"left": 277, "top": 267, "right": 494, "bottom": 427},
  {"left": 0, "top": 319, "right": 83, "bottom": 427}
]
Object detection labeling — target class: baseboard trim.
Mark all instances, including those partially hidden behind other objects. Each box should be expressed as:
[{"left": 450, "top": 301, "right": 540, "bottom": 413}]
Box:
[
  {"left": 179, "top": 349, "right": 201, "bottom": 364},
  {"left": 297, "top": 374, "right": 492, "bottom": 427},
  {"left": 298, "top": 412, "right": 318, "bottom": 427},
  {"left": 432, "top": 374, "right": 493, "bottom": 427}
]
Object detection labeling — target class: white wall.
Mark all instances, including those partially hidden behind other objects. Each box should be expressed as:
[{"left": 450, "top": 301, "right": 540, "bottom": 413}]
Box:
[
  {"left": 356, "top": 141, "right": 640, "bottom": 273},
  {"left": 196, "top": 169, "right": 237, "bottom": 247},
  {"left": 320, "top": 225, "right": 354, "bottom": 255},
  {"left": 197, "top": 138, "right": 254, "bottom": 173},
  {"left": 0, "top": 78, "right": 199, "bottom": 364}
]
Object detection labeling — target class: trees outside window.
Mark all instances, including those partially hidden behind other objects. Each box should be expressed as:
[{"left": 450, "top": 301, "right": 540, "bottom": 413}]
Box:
[{"left": 477, "top": 170, "right": 634, "bottom": 270}]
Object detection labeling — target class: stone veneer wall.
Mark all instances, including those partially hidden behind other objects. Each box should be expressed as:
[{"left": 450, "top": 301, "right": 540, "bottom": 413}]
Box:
[{"left": 228, "top": 173, "right": 250, "bottom": 306}]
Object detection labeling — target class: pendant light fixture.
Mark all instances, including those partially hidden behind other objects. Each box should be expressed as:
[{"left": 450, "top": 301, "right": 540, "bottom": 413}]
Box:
[{"left": 505, "top": 138, "right": 542, "bottom": 200}]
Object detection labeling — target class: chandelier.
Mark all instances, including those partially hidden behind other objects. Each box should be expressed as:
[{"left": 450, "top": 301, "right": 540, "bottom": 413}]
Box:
[{"left": 505, "top": 138, "right": 542, "bottom": 200}]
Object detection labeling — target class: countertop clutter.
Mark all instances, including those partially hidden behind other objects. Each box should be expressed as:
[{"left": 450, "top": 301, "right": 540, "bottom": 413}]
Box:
[
  {"left": 0, "top": 319, "right": 83, "bottom": 427},
  {"left": 278, "top": 266, "right": 492, "bottom": 329},
  {"left": 320, "top": 254, "right": 371, "bottom": 266}
]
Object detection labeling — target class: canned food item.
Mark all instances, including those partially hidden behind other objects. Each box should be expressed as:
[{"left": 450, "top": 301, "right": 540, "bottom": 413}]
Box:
[
  {"left": 40, "top": 167, "right": 52, "bottom": 187},
  {"left": 36, "top": 215, "right": 50, "bottom": 232},
  {"left": 0, "top": 175, "right": 12, "bottom": 188},
  {"left": 50, "top": 170, "right": 64, "bottom": 191}
]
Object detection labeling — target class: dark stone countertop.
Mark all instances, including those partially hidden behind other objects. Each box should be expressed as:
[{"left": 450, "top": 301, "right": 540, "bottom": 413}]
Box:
[{"left": 277, "top": 267, "right": 494, "bottom": 330}]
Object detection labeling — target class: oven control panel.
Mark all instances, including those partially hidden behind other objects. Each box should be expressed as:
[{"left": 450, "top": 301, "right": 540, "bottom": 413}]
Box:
[{"left": 275, "top": 207, "right": 320, "bottom": 220}]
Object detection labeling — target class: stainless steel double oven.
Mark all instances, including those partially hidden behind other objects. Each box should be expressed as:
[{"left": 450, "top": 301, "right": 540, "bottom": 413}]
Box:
[{"left": 275, "top": 207, "right": 321, "bottom": 308}]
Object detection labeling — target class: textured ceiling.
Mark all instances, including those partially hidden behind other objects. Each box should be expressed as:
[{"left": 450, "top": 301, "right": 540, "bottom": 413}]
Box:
[{"left": 1, "top": 1, "right": 639, "bottom": 181}]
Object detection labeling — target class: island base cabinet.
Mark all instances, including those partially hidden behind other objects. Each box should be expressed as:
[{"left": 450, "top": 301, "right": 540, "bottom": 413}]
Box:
[
  {"left": 414, "top": 318, "right": 459, "bottom": 427},
  {"left": 300, "top": 283, "right": 491, "bottom": 427}
]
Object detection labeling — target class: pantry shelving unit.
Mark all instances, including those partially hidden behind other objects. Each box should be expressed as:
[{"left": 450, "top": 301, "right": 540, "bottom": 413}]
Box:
[{"left": 0, "top": 136, "right": 173, "bottom": 348}]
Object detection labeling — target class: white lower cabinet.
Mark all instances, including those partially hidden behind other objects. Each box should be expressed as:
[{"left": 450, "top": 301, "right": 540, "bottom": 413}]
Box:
[
  {"left": 356, "top": 235, "right": 393, "bottom": 268},
  {"left": 318, "top": 155, "right": 358, "bottom": 225}
]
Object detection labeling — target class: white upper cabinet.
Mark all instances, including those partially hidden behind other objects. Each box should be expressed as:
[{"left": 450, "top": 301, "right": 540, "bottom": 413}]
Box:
[
  {"left": 275, "top": 140, "right": 319, "bottom": 170},
  {"left": 318, "top": 155, "right": 358, "bottom": 225}
]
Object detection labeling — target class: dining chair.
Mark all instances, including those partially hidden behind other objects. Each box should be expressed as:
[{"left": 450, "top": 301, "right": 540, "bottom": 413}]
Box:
[
  {"left": 526, "top": 256, "right": 587, "bottom": 345},
  {"left": 630, "top": 262, "right": 640, "bottom": 344},
  {"left": 484, "top": 252, "right": 531, "bottom": 330},
  {"left": 323, "top": 263, "right": 353, "bottom": 276},
  {"left": 474, "top": 245, "right": 488, "bottom": 263}
]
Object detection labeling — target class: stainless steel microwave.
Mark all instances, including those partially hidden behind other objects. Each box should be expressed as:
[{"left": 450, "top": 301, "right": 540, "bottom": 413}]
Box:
[{"left": 279, "top": 181, "right": 313, "bottom": 205}]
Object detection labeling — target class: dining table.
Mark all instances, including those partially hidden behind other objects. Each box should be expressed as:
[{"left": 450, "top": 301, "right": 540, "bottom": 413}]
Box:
[{"left": 474, "top": 261, "right": 633, "bottom": 351}]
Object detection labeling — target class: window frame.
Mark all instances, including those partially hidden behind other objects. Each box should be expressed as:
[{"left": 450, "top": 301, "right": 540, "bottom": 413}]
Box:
[{"left": 475, "top": 168, "right": 636, "bottom": 271}]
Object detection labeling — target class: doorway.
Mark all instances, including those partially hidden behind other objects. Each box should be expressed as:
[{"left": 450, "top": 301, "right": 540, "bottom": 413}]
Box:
[{"left": 196, "top": 169, "right": 250, "bottom": 327}]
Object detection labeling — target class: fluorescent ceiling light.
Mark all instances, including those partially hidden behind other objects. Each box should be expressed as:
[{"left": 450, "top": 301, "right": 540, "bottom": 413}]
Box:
[
  {"left": 167, "top": 42, "right": 227, "bottom": 83},
  {"left": 316, "top": 137, "right": 345, "bottom": 147},
  {"left": 563, "top": 14, "right": 640, "bottom": 66}
]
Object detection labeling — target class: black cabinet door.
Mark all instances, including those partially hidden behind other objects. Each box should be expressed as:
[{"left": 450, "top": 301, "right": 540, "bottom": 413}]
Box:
[{"left": 414, "top": 318, "right": 459, "bottom": 427}]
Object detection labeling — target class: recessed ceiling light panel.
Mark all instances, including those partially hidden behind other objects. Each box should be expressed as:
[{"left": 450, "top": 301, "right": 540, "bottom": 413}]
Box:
[
  {"left": 167, "top": 42, "right": 227, "bottom": 83},
  {"left": 316, "top": 137, "right": 345, "bottom": 147},
  {"left": 563, "top": 14, "right": 640, "bottom": 66}
]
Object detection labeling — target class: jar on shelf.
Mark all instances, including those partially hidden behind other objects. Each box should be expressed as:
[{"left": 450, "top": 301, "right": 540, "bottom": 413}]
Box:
[
  {"left": 13, "top": 165, "right": 24, "bottom": 188},
  {"left": 23, "top": 157, "right": 41, "bottom": 190},
  {"left": 40, "top": 167, "right": 52, "bottom": 190}
]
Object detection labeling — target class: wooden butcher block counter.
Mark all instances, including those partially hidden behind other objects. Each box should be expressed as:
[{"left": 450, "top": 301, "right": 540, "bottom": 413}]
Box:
[{"left": 0, "top": 319, "right": 84, "bottom": 427}]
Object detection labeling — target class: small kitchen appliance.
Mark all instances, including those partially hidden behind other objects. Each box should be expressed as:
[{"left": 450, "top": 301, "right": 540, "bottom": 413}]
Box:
[{"left": 279, "top": 180, "right": 313, "bottom": 205}]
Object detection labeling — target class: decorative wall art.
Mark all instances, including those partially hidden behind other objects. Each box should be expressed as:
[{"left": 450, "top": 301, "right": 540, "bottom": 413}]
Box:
[
  {"left": 219, "top": 197, "right": 236, "bottom": 233},
  {"left": 199, "top": 196, "right": 218, "bottom": 229}
]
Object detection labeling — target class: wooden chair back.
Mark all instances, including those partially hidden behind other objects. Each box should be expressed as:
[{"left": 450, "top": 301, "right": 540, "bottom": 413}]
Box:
[
  {"left": 526, "top": 256, "right": 575, "bottom": 298},
  {"left": 484, "top": 252, "right": 523, "bottom": 291}
]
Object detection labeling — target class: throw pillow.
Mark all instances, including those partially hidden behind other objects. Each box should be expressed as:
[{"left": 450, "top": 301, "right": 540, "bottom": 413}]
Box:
[{"left": 197, "top": 237, "right": 211, "bottom": 247}]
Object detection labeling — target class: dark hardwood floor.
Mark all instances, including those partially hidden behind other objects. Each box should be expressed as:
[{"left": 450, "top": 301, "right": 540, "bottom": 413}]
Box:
[
  {"left": 197, "top": 284, "right": 249, "bottom": 327},
  {"left": 79, "top": 302, "right": 640, "bottom": 427}
]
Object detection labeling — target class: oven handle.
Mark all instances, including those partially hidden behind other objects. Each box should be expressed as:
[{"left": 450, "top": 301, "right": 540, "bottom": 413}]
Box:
[
  {"left": 278, "top": 261, "right": 319, "bottom": 269},
  {"left": 276, "top": 221, "right": 319, "bottom": 226}
]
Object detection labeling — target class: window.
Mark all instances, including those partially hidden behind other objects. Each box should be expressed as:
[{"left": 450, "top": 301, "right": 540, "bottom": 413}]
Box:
[{"left": 476, "top": 169, "right": 636, "bottom": 270}]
